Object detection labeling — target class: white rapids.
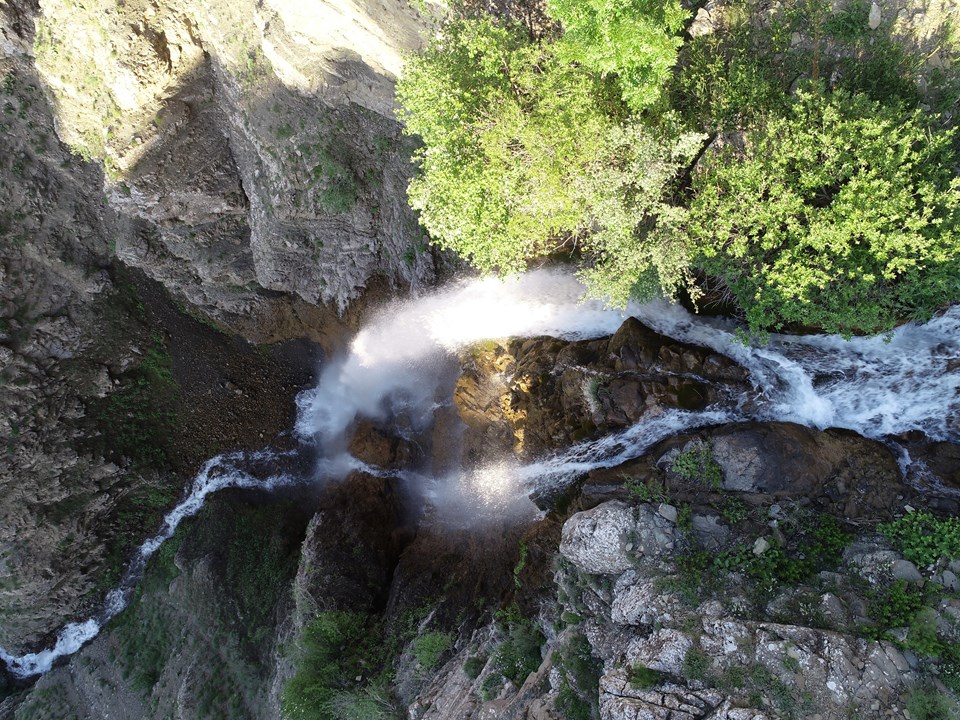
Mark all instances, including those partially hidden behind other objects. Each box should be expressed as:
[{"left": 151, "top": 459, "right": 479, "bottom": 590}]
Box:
[{"left": 3, "top": 269, "right": 958, "bottom": 677}]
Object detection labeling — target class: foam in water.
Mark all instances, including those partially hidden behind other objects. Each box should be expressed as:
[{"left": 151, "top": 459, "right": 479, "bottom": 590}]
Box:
[
  {"left": 295, "top": 270, "right": 633, "bottom": 443},
  {"left": 4, "top": 270, "right": 958, "bottom": 678}
]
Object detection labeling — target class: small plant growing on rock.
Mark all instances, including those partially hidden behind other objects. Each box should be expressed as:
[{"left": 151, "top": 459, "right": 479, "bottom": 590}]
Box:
[
  {"left": 670, "top": 444, "right": 723, "bottom": 489},
  {"left": 682, "top": 646, "right": 711, "bottom": 682},
  {"left": 880, "top": 510, "right": 960, "bottom": 567},
  {"left": 413, "top": 631, "right": 454, "bottom": 671},
  {"left": 623, "top": 475, "right": 669, "bottom": 504},
  {"left": 463, "top": 654, "right": 486, "bottom": 680},
  {"left": 627, "top": 664, "right": 663, "bottom": 689},
  {"left": 906, "top": 686, "right": 960, "bottom": 720}
]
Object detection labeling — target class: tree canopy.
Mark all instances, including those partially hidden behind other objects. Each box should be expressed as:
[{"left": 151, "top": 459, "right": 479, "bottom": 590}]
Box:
[
  {"left": 689, "top": 89, "right": 960, "bottom": 334},
  {"left": 397, "top": 0, "right": 960, "bottom": 335}
]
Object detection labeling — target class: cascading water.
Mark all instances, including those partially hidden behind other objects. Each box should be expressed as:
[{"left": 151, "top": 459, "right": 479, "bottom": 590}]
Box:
[{"left": 3, "top": 269, "right": 958, "bottom": 678}]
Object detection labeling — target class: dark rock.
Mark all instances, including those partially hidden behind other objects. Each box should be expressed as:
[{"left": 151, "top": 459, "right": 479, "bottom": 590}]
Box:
[
  {"left": 453, "top": 317, "right": 751, "bottom": 464},
  {"left": 585, "top": 421, "right": 910, "bottom": 521}
]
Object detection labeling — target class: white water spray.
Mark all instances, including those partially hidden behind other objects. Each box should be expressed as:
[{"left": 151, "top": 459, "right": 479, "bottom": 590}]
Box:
[
  {"left": 3, "top": 269, "right": 958, "bottom": 678},
  {"left": 295, "top": 271, "right": 634, "bottom": 443}
]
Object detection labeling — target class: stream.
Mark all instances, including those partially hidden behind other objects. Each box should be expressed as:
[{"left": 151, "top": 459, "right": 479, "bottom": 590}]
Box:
[{"left": 3, "top": 269, "right": 958, "bottom": 678}]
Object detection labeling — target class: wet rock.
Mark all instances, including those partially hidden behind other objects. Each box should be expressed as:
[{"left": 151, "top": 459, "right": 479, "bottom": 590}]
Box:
[
  {"left": 454, "top": 317, "right": 751, "bottom": 463},
  {"left": 293, "top": 471, "right": 403, "bottom": 621},
  {"left": 348, "top": 420, "right": 419, "bottom": 470}
]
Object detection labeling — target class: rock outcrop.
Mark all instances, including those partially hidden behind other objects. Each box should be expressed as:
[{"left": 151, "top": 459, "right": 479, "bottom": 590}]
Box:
[{"left": 454, "top": 317, "right": 751, "bottom": 464}]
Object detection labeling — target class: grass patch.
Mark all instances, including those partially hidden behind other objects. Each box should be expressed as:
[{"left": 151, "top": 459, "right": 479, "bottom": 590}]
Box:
[
  {"left": 282, "top": 611, "right": 393, "bottom": 720},
  {"left": 412, "top": 631, "right": 453, "bottom": 671}
]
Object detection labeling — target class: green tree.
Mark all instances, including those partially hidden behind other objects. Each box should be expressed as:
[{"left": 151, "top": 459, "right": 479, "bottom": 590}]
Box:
[
  {"left": 548, "top": 0, "right": 689, "bottom": 111},
  {"left": 397, "top": 16, "right": 611, "bottom": 274},
  {"left": 688, "top": 87, "right": 960, "bottom": 334}
]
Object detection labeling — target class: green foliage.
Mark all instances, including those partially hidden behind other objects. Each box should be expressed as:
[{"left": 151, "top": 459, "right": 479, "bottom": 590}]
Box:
[
  {"left": 553, "top": 632, "right": 601, "bottom": 720},
  {"left": 669, "top": 444, "right": 723, "bottom": 488},
  {"left": 413, "top": 631, "right": 453, "bottom": 671},
  {"left": 492, "top": 615, "right": 544, "bottom": 684},
  {"left": 627, "top": 664, "right": 663, "bottom": 689},
  {"left": 547, "top": 0, "right": 689, "bottom": 112},
  {"left": 906, "top": 687, "right": 960, "bottom": 720},
  {"left": 623, "top": 475, "right": 669, "bottom": 504},
  {"left": 513, "top": 541, "right": 528, "bottom": 589},
  {"left": 397, "top": 16, "right": 608, "bottom": 274},
  {"left": 865, "top": 580, "right": 925, "bottom": 636},
  {"left": 479, "top": 672, "right": 502, "bottom": 701},
  {"left": 690, "top": 87, "right": 960, "bottom": 334},
  {"left": 282, "top": 612, "right": 389, "bottom": 720},
  {"left": 880, "top": 510, "right": 960, "bottom": 567},
  {"left": 905, "top": 608, "right": 943, "bottom": 658},
  {"left": 91, "top": 340, "right": 179, "bottom": 467},
  {"left": 463, "top": 654, "right": 487, "bottom": 679},
  {"left": 322, "top": 685, "right": 396, "bottom": 720},
  {"left": 576, "top": 122, "right": 706, "bottom": 304},
  {"left": 682, "top": 646, "right": 710, "bottom": 681},
  {"left": 719, "top": 496, "right": 749, "bottom": 525},
  {"left": 399, "top": 0, "right": 960, "bottom": 335}
]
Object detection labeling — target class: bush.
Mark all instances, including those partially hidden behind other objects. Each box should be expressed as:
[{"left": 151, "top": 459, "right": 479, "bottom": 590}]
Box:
[
  {"left": 682, "top": 646, "right": 710, "bottom": 681},
  {"left": 493, "top": 617, "right": 545, "bottom": 685},
  {"left": 413, "top": 631, "right": 454, "bottom": 671},
  {"left": 689, "top": 87, "right": 960, "bottom": 335},
  {"left": 553, "top": 633, "right": 601, "bottom": 720},
  {"left": 906, "top": 687, "right": 960, "bottom": 720},
  {"left": 463, "top": 654, "right": 486, "bottom": 680},
  {"left": 627, "top": 664, "right": 663, "bottom": 689},
  {"left": 281, "top": 612, "right": 388, "bottom": 720}
]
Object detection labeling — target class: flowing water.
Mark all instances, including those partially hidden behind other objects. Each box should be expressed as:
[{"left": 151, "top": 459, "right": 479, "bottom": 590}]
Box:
[{"left": 3, "top": 269, "right": 959, "bottom": 677}]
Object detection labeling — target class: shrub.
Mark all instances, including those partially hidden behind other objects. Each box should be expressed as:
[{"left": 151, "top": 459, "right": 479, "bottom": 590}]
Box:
[
  {"left": 463, "top": 654, "right": 486, "bottom": 680},
  {"left": 493, "top": 617, "right": 544, "bottom": 684},
  {"left": 627, "top": 664, "right": 663, "bottom": 689},
  {"left": 906, "top": 687, "right": 960, "bottom": 720},
  {"left": 689, "top": 87, "right": 960, "bottom": 335},
  {"left": 281, "top": 612, "right": 386, "bottom": 720},
  {"left": 682, "top": 646, "right": 710, "bottom": 681},
  {"left": 880, "top": 510, "right": 960, "bottom": 567},
  {"left": 413, "top": 631, "right": 454, "bottom": 671},
  {"left": 553, "top": 633, "right": 601, "bottom": 720}
]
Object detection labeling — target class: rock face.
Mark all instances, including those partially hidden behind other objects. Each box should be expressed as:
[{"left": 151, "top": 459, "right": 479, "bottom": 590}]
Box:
[
  {"left": 9, "top": 0, "right": 440, "bottom": 328},
  {"left": 454, "top": 317, "right": 751, "bottom": 463},
  {"left": 585, "top": 421, "right": 912, "bottom": 521},
  {"left": 556, "top": 501, "right": 922, "bottom": 720}
]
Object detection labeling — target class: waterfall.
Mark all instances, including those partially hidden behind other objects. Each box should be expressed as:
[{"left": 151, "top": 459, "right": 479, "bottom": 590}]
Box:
[{"left": 3, "top": 269, "right": 958, "bottom": 678}]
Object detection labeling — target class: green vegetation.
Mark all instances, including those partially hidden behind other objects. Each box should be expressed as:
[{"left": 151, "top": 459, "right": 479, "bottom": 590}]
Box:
[
  {"left": 553, "top": 632, "right": 601, "bottom": 720},
  {"left": 880, "top": 510, "right": 960, "bottom": 567},
  {"left": 669, "top": 443, "right": 723, "bottom": 488},
  {"left": 627, "top": 664, "right": 663, "bottom": 689},
  {"left": 660, "top": 508, "right": 850, "bottom": 604},
  {"left": 463, "top": 654, "right": 487, "bottom": 679},
  {"left": 282, "top": 611, "right": 394, "bottom": 720},
  {"left": 489, "top": 608, "right": 545, "bottom": 685},
  {"left": 89, "top": 338, "right": 179, "bottom": 467},
  {"left": 398, "top": 0, "right": 960, "bottom": 334},
  {"left": 682, "top": 645, "right": 710, "bottom": 681},
  {"left": 907, "top": 687, "right": 960, "bottom": 720},
  {"left": 412, "top": 631, "right": 453, "bottom": 671},
  {"left": 690, "top": 88, "right": 960, "bottom": 335}
]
